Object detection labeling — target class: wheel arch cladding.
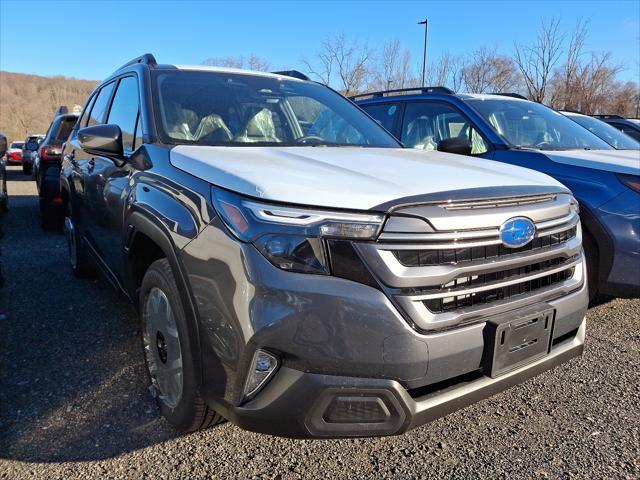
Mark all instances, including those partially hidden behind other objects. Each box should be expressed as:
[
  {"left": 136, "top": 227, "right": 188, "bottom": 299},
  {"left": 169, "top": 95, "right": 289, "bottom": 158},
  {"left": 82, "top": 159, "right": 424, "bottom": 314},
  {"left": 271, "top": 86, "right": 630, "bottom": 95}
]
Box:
[{"left": 126, "top": 211, "right": 205, "bottom": 388}]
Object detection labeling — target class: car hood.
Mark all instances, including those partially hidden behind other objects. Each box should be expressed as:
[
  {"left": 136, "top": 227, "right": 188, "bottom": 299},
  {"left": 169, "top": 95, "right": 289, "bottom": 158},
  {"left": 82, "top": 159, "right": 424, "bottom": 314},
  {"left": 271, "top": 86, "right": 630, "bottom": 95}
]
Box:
[
  {"left": 170, "top": 146, "right": 566, "bottom": 210},
  {"left": 543, "top": 149, "right": 640, "bottom": 175}
]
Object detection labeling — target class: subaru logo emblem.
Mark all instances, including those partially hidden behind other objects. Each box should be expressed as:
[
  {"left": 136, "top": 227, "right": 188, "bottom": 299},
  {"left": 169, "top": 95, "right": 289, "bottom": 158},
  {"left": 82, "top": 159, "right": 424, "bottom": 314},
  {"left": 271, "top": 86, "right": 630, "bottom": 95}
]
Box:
[{"left": 500, "top": 217, "right": 536, "bottom": 248}]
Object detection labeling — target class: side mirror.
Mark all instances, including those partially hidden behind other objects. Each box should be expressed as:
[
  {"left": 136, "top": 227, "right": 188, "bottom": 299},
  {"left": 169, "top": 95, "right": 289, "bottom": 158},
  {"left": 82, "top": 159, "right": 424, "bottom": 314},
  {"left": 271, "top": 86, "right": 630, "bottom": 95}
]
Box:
[
  {"left": 437, "top": 137, "right": 472, "bottom": 156},
  {"left": 78, "top": 124, "right": 123, "bottom": 158}
]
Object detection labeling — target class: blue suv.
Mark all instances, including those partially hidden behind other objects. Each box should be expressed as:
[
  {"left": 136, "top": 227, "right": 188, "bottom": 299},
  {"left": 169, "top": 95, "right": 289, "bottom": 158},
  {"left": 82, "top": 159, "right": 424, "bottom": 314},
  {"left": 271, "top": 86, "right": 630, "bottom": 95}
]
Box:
[{"left": 355, "top": 88, "right": 640, "bottom": 301}]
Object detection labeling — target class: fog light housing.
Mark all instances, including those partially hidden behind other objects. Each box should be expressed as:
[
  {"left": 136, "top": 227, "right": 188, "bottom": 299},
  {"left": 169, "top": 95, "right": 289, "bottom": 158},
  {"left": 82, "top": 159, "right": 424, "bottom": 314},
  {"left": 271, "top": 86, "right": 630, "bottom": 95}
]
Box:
[{"left": 243, "top": 349, "right": 279, "bottom": 400}]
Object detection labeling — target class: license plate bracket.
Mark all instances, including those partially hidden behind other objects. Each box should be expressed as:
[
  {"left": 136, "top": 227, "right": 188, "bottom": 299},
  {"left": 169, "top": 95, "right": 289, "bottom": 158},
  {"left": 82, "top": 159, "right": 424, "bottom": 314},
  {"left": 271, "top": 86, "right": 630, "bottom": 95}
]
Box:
[{"left": 482, "top": 304, "right": 555, "bottom": 378}]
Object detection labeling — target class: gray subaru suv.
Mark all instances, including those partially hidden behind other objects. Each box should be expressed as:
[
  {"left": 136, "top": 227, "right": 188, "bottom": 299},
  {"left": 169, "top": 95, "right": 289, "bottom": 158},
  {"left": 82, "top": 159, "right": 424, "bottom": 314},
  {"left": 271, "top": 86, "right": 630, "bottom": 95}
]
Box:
[{"left": 60, "top": 55, "right": 588, "bottom": 438}]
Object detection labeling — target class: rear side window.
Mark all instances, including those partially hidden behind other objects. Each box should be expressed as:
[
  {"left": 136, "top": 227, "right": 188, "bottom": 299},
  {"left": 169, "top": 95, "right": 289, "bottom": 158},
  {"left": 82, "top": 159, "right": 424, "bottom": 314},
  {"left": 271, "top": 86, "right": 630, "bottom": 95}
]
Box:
[
  {"left": 78, "top": 95, "right": 97, "bottom": 129},
  {"left": 106, "top": 76, "right": 140, "bottom": 152},
  {"left": 361, "top": 103, "right": 399, "bottom": 132},
  {"left": 88, "top": 82, "right": 116, "bottom": 126}
]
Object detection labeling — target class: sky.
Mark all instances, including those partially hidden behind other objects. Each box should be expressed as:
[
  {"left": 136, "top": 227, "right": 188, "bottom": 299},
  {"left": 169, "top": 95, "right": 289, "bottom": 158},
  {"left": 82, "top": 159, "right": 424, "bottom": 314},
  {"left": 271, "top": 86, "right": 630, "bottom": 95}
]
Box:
[{"left": 1, "top": 0, "right": 639, "bottom": 83}]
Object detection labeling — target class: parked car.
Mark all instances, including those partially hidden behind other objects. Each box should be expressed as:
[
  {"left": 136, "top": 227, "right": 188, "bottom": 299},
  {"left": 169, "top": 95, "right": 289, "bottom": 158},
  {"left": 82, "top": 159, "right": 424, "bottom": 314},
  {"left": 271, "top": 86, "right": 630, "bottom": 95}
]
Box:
[
  {"left": 0, "top": 132, "right": 7, "bottom": 213},
  {"left": 34, "top": 109, "right": 79, "bottom": 228},
  {"left": 355, "top": 88, "right": 640, "bottom": 302},
  {"left": 593, "top": 115, "right": 640, "bottom": 142},
  {"left": 561, "top": 111, "right": 639, "bottom": 150},
  {"left": 61, "top": 55, "right": 587, "bottom": 438},
  {"left": 21, "top": 134, "right": 45, "bottom": 175},
  {"left": 6, "top": 141, "right": 24, "bottom": 165}
]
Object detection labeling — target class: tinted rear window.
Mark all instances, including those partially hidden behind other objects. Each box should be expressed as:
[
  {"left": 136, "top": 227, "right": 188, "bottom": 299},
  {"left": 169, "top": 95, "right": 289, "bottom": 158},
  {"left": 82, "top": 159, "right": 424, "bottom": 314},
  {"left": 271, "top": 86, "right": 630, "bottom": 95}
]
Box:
[{"left": 53, "top": 118, "right": 78, "bottom": 142}]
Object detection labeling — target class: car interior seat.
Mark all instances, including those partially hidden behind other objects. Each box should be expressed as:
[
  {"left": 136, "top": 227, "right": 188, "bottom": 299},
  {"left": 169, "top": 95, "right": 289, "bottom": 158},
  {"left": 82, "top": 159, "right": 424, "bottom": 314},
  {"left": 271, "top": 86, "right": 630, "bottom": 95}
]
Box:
[
  {"left": 235, "top": 107, "right": 280, "bottom": 143},
  {"left": 405, "top": 116, "right": 437, "bottom": 150}
]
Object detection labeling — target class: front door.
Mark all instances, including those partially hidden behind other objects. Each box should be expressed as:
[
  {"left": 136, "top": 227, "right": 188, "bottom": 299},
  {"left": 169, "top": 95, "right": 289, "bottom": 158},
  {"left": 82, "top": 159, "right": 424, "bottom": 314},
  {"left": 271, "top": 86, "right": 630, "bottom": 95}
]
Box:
[
  {"left": 399, "top": 101, "right": 493, "bottom": 159},
  {"left": 84, "top": 75, "right": 141, "bottom": 284}
]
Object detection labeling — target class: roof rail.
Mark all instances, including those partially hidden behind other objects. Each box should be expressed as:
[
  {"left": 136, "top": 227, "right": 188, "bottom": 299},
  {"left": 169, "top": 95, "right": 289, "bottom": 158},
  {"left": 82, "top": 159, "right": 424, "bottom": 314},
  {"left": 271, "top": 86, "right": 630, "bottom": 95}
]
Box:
[
  {"left": 116, "top": 53, "right": 157, "bottom": 72},
  {"left": 271, "top": 70, "right": 310, "bottom": 81},
  {"left": 349, "top": 86, "right": 454, "bottom": 101},
  {"left": 491, "top": 92, "right": 528, "bottom": 100},
  {"left": 593, "top": 114, "right": 625, "bottom": 119}
]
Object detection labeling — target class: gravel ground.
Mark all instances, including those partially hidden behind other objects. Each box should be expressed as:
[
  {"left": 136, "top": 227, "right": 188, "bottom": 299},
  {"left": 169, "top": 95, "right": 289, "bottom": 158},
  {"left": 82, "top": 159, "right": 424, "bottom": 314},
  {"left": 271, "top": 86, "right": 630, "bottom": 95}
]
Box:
[{"left": 0, "top": 164, "right": 638, "bottom": 480}]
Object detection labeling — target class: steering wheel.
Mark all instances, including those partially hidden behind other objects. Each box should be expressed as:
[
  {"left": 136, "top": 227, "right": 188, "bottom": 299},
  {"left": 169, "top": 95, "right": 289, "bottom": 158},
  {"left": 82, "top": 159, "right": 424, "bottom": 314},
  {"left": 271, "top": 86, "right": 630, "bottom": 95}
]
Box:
[
  {"left": 534, "top": 140, "right": 553, "bottom": 148},
  {"left": 295, "top": 135, "right": 325, "bottom": 145}
]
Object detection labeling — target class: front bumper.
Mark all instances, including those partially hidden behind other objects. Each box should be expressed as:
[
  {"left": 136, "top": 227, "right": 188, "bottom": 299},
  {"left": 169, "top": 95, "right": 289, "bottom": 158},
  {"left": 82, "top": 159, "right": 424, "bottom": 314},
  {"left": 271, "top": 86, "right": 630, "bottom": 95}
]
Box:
[
  {"left": 182, "top": 225, "right": 588, "bottom": 438},
  {"left": 596, "top": 189, "right": 640, "bottom": 297},
  {"left": 224, "top": 318, "right": 585, "bottom": 438}
]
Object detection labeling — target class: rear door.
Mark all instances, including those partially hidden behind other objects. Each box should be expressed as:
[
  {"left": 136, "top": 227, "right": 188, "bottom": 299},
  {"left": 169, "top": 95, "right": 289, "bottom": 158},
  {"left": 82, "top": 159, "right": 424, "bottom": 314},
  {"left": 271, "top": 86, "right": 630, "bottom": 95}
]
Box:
[
  {"left": 359, "top": 102, "right": 402, "bottom": 138},
  {"left": 84, "top": 75, "right": 141, "bottom": 282},
  {"left": 399, "top": 101, "right": 493, "bottom": 158}
]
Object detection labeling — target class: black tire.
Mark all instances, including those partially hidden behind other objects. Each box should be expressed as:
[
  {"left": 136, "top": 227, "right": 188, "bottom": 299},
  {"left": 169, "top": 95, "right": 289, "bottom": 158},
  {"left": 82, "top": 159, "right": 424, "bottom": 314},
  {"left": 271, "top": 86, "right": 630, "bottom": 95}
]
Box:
[
  {"left": 140, "top": 258, "right": 223, "bottom": 432},
  {"left": 22, "top": 163, "right": 31, "bottom": 175},
  {"left": 64, "top": 202, "right": 96, "bottom": 278},
  {"left": 39, "top": 198, "right": 63, "bottom": 230}
]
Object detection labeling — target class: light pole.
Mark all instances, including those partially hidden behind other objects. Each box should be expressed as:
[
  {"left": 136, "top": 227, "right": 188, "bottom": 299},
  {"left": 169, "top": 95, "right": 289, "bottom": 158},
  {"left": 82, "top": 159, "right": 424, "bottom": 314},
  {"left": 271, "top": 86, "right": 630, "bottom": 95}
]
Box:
[{"left": 418, "top": 18, "right": 428, "bottom": 87}]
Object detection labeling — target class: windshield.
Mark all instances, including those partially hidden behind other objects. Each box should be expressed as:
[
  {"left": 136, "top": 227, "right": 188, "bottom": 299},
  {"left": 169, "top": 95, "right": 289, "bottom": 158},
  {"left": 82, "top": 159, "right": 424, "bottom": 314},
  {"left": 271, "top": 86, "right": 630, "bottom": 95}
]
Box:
[
  {"left": 468, "top": 99, "right": 612, "bottom": 150},
  {"left": 152, "top": 70, "right": 400, "bottom": 147},
  {"left": 10, "top": 142, "right": 24, "bottom": 149},
  {"left": 566, "top": 114, "right": 639, "bottom": 150}
]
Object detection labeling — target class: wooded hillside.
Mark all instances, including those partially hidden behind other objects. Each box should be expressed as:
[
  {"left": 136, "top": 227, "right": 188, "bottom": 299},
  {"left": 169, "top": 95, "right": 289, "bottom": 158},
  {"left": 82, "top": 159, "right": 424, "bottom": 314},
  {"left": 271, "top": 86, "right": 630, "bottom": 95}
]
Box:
[{"left": 0, "top": 71, "right": 98, "bottom": 143}]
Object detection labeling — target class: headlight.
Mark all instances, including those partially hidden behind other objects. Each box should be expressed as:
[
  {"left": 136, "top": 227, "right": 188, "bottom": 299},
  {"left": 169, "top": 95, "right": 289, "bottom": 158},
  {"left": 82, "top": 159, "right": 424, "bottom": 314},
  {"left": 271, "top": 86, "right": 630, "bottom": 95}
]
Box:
[{"left": 212, "top": 187, "right": 385, "bottom": 274}]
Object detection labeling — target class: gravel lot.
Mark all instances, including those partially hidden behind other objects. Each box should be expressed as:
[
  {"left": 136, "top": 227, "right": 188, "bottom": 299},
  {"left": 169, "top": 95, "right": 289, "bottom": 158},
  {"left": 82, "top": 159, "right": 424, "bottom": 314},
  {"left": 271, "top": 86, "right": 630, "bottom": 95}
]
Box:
[{"left": 0, "top": 164, "right": 638, "bottom": 480}]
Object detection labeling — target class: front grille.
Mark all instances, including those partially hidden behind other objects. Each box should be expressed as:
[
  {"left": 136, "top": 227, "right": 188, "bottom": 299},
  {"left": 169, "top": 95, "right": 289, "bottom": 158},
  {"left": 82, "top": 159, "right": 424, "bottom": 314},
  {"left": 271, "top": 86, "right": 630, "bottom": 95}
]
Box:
[
  {"left": 354, "top": 191, "right": 584, "bottom": 332},
  {"left": 393, "top": 226, "right": 577, "bottom": 267},
  {"left": 423, "top": 268, "right": 575, "bottom": 313}
]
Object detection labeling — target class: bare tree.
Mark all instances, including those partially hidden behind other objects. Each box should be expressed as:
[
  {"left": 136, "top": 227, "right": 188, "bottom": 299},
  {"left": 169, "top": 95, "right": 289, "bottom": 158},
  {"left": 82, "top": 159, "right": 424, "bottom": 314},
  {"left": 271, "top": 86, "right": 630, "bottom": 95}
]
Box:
[
  {"left": 202, "top": 56, "right": 243, "bottom": 69},
  {"left": 246, "top": 54, "right": 271, "bottom": 72},
  {"left": 551, "top": 19, "right": 589, "bottom": 109},
  {"left": 302, "top": 39, "right": 333, "bottom": 85},
  {"left": 202, "top": 54, "right": 271, "bottom": 71},
  {"left": 303, "top": 33, "right": 374, "bottom": 95},
  {"left": 514, "top": 18, "right": 564, "bottom": 102},
  {"left": 370, "top": 38, "right": 415, "bottom": 90},
  {"left": 576, "top": 52, "right": 623, "bottom": 114},
  {"left": 424, "top": 52, "right": 465, "bottom": 91},
  {"left": 462, "top": 47, "right": 521, "bottom": 93}
]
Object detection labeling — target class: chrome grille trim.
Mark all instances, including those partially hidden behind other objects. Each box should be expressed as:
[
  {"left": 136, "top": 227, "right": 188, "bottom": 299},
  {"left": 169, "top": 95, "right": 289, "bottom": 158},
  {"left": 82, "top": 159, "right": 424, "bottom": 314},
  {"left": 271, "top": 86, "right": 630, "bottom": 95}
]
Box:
[
  {"left": 438, "top": 193, "right": 557, "bottom": 211},
  {"left": 394, "top": 263, "right": 584, "bottom": 331},
  {"left": 405, "top": 256, "right": 581, "bottom": 301},
  {"left": 378, "top": 212, "right": 579, "bottom": 247},
  {"left": 356, "top": 235, "right": 582, "bottom": 289}
]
